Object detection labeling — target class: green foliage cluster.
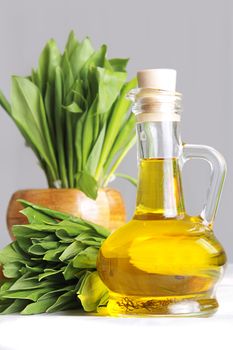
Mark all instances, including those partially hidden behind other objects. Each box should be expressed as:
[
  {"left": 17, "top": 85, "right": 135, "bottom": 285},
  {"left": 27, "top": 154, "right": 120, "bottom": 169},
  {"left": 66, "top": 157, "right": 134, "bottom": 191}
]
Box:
[
  {"left": 0, "top": 31, "right": 136, "bottom": 198},
  {"left": 0, "top": 200, "right": 109, "bottom": 314}
]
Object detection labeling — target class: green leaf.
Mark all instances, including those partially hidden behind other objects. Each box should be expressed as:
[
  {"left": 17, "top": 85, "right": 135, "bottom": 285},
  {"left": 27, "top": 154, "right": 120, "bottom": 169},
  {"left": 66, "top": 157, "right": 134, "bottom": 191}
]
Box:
[
  {"left": 18, "top": 200, "right": 109, "bottom": 237},
  {"left": 20, "top": 207, "right": 57, "bottom": 224},
  {"left": 28, "top": 241, "right": 60, "bottom": 255},
  {"left": 72, "top": 246, "right": 98, "bottom": 268},
  {"left": 18, "top": 199, "right": 71, "bottom": 220},
  {"left": 75, "top": 171, "right": 98, "bottom": 199},
  {"left": 1, "top": 299, "right": 30, "bottom": 314},
  {"left": 0, "top": 244, "right": 24, "bottom": 265},
  {"left": 43, "top": 245, "right": 68, "bottom": 262},
  {"left": 109, "top": 58, "right": 129, "bottom": 72},
  {"left": 57, "top": 220, "right": 92, "bottom": 234},
  {"left": 0, "top": 89, "right": 11, "bottom": 115},
  {"left": 38, "top": 285, "right": 74, "bottom": 301},
  {"left": 59, "top": 241, "right": 86, "bottom": 262},
  {"left": 37, "top": 39, "right": 61, "bottom": 96},
  {"left": 21, "top": 297, "right": 58, "bottom": 315},
  {"left": 62, "top": 261, "right": 80, "bottom": 280},
  {"left": 77, "top": 271, "right": 108, "bottom": 312},
  {"left": 75, "top": 232, "right": 104, "bottom": 246},
  {"left": 62, "top": 101, "right": 82, "bottom": 113},
  {"left": 82, "top": 96, "right": 98, "bottom": 164},
  {"left": 0, "top": 300, "right": 13, "bottom": 313},
  {"left": 65, "top": 31, "right": 79, "bottom": 58},
  {"left": 13, "top": 226, "right": 52, "bottom": 239},
  {"left": 96, "top": 77, "right": 137, "bottom": 179},
  {"left": 1, "top": 287, "right": 54, "bottom": 302},
  {"left": 86, "top": 124, "right": 106, "bottom": 176},
  {"left": 11, "top": 76, "right": 58, "bottom": 181},
  {"left": 61, "top": 51, "right": 74, "bottom": 96},
  {"left": 2, "top": 262, "right": 24, "bottom": 279},
  {"left": 75, "top": 113, "right": 84, "bottom": 173},
  {"left": 38, "top": 269, "right": 63, "bottom": 281},
  {"left": 80, "top": 44, "right": 107, "bottom": 82},
  {"left": 115, "top": 173, "right": 137, "bottom": 186},
  {"left": 44, "top": 82, "right": 56, "bottom": 157},
  {"left": 54, "top": 66, "right": 68, "bottom": 188},
  {"left": 10, "top": 274, "right": 57, "bottom": 291},
  {"left": 69, "top": 37, "right": 94, "bottom": 79},
  {"left": 47, "top": 289, "right": 78, "bottom": 313},
  {"left": 96, "top": 67, "right": 127, "bottom": 114}
]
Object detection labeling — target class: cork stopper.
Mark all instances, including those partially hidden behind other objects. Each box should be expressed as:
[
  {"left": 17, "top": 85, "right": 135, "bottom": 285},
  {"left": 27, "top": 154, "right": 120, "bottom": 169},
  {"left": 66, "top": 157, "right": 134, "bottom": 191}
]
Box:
[{"left": 137, "top": 69, "right": 177, "bottom": 92}]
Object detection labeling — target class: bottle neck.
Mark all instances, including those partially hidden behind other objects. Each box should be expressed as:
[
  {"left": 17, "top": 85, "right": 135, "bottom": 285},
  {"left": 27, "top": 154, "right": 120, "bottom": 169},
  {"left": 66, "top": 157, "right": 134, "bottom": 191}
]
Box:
[{"left": 134, "top": 121, "right": 185, "bottom": 219}]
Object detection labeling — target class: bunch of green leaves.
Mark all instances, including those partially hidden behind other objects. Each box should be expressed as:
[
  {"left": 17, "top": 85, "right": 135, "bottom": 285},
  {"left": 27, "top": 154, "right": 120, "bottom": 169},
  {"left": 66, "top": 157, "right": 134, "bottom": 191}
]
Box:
[
  {"left": 0, "top": 200, "right": 109, "bottom": 315},
  {"left": 0, "top": 31, "right": 136, "bottom": 199}
]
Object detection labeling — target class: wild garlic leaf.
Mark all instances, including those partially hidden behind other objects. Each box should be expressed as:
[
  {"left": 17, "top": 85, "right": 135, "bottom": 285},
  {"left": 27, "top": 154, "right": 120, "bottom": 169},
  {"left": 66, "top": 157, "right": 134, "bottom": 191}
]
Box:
[
  {"left": 2, "top": 262, "right": 23, "bottom": 279},
  {"left": 21, "top": 297, "right": 58, "bottom": 315},
  {"left": 1, "top": 299, "right": 30, "bottom": 315},
  {"left": 77, "top": 271, "right": 108, "bottom": 312},
  {"left": 38, "top": 269, "right": 63, "bottom": 281},
  {"left": 96, "top": 67, "right": 126, "bottom": 114},
  {"left": 72, "top": 246, "right": 98, "bottom": 269},
  {"left": 44, "top": 82, "right": 56, "bottom": 147},
  {"left": 0, "top": 244, "right": 24, "bottom": 265},
  {"left": 43, "top": 245, "right": 68, "bottom": 262},
  {"left": 62, "top": 101, "right": 82, "bottom": 113},
  {"left": 61, "top": 50, "right": 74, "bottom": 96},
  {"left": 96, "top": 77, "right": 137, "bottom": 179},
  {"left": 75, "top": 233, "right": 104, "bottom": 246},
  {"left": 59, "top": 241, "right": 86, "bottom": 262},
  {"left": 0, "top": 89, "right": 11, "bottom": 115},
  {"left": 38, "top": 285, "right": 74, "bottom": 301},
  {"left": 1, "top": 287, "right": 55, "bottom": 302},
  {"left": 62, "top": 261, "right": 80, "bottom": 281},
  {"left": 20, "top": 207, "right": 57, "bottom": 224},
  {"left": 18, "top": 199, "right": 71, "bottom": 220},
  {"left": 69, "top": 37, "right": 94, "bottom": 79},
  {"left": 37, "top": 39, "right": 61, "bottom": 96},
  {"left": 11, "top": 77, "right": 58, "bottom": 180},
  {"left": 0, "top": 300, "right": 14, "bottom": 313},
  {"left": 85, "top": 124, "right": 106, "bottom": 176},
  {"left": 57, "top": 220, "right": 91, "bottom": 234},
  {"left": 108, "top": 58, "right": 129, "bottom": 72},
  {"left": 82, "top": 95, "right": 98, "bottom": 164},
  {"left": 75, "top": 171, "right": 98, "bottom": 200},
  {"left": 54, "top": 66, "right": 68, "bottom": 188},
  {"left": 28, "top": 241, "right": 60, "bottom": 255},
  {"left": 65, "top": 31, "right": 79, "bottom": 59},
  {"left": 47, "top": 289, "right": 78, "bottom": 313},
  {"left": 80, "top": 44, "right": 107, "bottom": 82},
  {"left": 9, "top": 275, "right": 53, "bottom": 291}
]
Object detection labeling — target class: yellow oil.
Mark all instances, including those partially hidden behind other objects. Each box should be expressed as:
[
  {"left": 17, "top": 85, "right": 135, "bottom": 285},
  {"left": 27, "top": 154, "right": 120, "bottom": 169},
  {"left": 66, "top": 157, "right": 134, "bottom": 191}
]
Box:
[{"left": 97, "top": 159, "right": 226, "bottom": 316}]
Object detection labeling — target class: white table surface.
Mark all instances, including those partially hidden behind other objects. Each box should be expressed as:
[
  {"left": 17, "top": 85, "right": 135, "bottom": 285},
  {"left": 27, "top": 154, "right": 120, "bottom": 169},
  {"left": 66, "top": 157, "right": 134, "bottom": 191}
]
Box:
[{"left": 0, "top": 265, "right": 232, "bottom": 350}]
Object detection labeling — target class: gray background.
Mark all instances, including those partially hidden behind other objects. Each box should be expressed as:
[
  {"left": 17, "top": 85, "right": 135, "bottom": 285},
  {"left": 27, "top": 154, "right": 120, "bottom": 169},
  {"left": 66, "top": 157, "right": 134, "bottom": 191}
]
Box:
[{"left": 0, "top": 0, "right": 232, "bottom": 260}]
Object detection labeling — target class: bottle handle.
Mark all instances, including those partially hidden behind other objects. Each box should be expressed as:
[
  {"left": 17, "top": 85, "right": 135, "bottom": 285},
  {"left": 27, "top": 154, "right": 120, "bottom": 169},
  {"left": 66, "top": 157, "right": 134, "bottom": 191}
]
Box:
[{"left": 182, "top": 144, "right": 227, "bottom": 226}]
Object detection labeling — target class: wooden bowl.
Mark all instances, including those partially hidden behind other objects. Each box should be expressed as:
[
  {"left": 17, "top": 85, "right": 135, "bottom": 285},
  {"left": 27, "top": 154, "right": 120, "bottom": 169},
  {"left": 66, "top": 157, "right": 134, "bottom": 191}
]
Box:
[{"left": 7, "top": 188, "right": 126, "bottom": 238}]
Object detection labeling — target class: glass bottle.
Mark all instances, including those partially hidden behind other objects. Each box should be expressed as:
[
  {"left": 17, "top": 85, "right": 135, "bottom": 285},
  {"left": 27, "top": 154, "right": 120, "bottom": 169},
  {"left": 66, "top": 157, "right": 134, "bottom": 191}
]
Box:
[{"left": 97, "top": 69, "right": 227, "bottom": 317}]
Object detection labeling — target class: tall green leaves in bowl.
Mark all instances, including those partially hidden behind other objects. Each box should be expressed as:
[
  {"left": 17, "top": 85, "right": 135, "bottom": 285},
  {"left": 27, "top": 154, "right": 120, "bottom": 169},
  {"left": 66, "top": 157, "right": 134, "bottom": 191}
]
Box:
[{"left": 0, "top": 31, "right": 136, "bottom": 199}]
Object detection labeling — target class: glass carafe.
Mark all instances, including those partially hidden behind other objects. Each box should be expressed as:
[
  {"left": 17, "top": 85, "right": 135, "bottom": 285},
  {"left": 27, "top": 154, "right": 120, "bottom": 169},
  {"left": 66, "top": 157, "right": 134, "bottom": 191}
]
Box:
[{"left": 97, "top": 69, "right": 227, "bottom": 317}]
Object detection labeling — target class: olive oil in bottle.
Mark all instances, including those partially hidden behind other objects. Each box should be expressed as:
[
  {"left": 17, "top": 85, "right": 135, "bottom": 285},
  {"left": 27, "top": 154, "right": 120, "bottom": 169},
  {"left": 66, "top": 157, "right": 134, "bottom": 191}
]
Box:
[{"left": 97, "top": 69, "right": 227, "bottom": 316}]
